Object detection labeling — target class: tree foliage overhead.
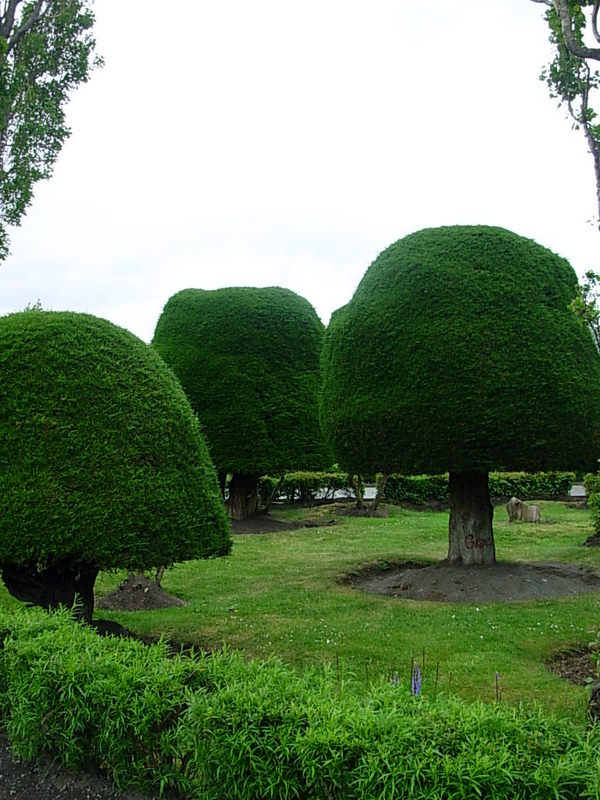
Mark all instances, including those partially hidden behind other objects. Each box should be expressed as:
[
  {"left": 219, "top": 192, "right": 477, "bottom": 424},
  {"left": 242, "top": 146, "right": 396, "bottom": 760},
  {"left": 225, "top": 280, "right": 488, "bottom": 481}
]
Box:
[
  {"left": 533, "top": 0, "right": 600, "bottom": 223},
  {"left": 0, "top": 0, "right": 101, "bottom": 260},
  {"left": 321, "top": 225, "right": 600, "bottom": 477},
  {"left": 152, "top": 287, "right": 329, "bottom": 479},
  {"left": 569, "top": 267, "right": 600, "bottom": 347},
  {"left": 0, "top": 310, "right": 231, "bottom": 575}
]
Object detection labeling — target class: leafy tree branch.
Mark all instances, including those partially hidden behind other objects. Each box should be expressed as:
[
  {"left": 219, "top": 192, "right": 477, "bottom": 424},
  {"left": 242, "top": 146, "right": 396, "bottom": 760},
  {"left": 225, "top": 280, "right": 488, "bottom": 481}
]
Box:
[
  {"left": 0, "top": 0, "right": 101, "bottom": 261},
  {"left": 534, "top": 0, "right": 600, "bottom": 224},
  {"left": 569, "top": 268, "right": 600, "bottom": 348}
]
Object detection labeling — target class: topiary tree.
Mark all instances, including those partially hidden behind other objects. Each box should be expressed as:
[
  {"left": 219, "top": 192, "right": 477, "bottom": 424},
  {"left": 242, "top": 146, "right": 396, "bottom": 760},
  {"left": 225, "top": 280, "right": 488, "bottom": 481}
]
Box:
[
  {"left": 0, "top": 310, "right": 231, "bottom": 621},
  {"left": 152, "top": 287, "right": 329, "bottom": 519},
  {"left": 321, "top": 225, "right": 600, "bottom": 565}
]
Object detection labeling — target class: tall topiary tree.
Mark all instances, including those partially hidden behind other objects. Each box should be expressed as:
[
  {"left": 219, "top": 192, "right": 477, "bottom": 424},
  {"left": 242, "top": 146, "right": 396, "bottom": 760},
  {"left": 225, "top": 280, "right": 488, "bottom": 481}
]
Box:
[
  {"left": 152, "top": 287, "right": 329, "bottom": 519},
  {"left": 0, "top": 310, "right": 231, "bottom": 621},
  {"left": 321, "top": 225, "right": 600, "bottom": 565}
]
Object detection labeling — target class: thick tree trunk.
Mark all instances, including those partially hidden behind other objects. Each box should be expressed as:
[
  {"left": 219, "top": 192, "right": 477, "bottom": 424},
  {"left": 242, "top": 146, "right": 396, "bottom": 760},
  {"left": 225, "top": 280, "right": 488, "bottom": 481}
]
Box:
[
  {"left": 227, "top": 473, "right": 259, "bottom": 519},
  {"left": 448, "top": 471, "right": 495, "bottom": 566},
  {"left": 1, "top": 560, "right": 99, "bottom": 622}
]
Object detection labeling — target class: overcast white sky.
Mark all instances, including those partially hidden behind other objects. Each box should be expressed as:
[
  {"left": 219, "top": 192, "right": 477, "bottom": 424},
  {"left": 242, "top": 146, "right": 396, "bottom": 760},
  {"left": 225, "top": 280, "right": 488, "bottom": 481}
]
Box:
[{"left": 1, "top": 0, "right": 598, "bottom": 342}]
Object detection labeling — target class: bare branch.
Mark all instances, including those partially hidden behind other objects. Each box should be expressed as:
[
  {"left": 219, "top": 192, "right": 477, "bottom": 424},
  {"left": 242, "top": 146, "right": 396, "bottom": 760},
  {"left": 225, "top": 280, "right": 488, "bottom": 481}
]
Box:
[
  {"left": 6, "top": 0, "right": 47, "bottom": 53},
  {"left": 577, "top": 62, "right": 600, "bottom": 227},
  {"left": 593, "top": 0, "right": 600, "bottom": 44},
  {"left": 554, "top": 0, "right": 600, "bottom": 60},
  {"left": 0, "top": 0, "right": 22, "bottom": 40}
]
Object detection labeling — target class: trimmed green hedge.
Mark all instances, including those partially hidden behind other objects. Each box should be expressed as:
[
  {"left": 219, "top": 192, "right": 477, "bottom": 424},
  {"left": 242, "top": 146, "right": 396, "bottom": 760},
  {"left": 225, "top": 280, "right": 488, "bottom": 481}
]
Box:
[
  {"left": 0, "top": 310, "right": 231, "bottom": 572},
  {"left": 321, "top": 226, "right": 600, "bottom": 476},
  {"left": 1, "top": 607, "right": 599, "bottom": 799},
  {"left": 258, "top": 471, "right": 576, "bottom": 506},
  {"left": 384, "top": 471, "right": 576, "bottom": 506},
  {"left": 259, "top": 471, "right": 354, "bottom": 504},
  {"left": 152, "top": 287, "right": 330, "bottom": 477}
]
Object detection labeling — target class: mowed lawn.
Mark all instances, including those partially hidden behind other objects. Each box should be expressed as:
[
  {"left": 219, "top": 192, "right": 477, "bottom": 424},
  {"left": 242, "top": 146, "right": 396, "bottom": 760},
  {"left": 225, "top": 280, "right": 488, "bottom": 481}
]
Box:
[{"left": 2, "top": 500, "right": 599, "bottom": 723}]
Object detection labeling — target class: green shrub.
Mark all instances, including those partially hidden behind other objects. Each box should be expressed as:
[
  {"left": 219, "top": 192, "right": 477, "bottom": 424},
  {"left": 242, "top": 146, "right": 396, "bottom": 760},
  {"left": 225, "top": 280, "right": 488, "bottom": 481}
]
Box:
[
  {"left": 383, "top": 474, "right": 450, "bottom": 505},
  {"left": 488, "top": 471, "right": 576, "bottom": 499},
  {"left": 1, "top": 606, "right": 600, "bottom": 799},
  {"left": 0, "top": 310, "right": 231, "bottom": 619},
  {"left": 152, "top": 287, "right": 330, "bottom": 518},
  {"left": 321, "top": 226, "right": 600, "bottom": 477},
  {"left": 321, "top": 226, "right": 600, "bottom": 564}
]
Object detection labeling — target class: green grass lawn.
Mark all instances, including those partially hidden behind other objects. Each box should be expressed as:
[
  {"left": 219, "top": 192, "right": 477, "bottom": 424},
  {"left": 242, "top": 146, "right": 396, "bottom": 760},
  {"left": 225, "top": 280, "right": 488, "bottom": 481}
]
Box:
[{"left": 2, "top": 500, "right": 599, "bottom": 723}]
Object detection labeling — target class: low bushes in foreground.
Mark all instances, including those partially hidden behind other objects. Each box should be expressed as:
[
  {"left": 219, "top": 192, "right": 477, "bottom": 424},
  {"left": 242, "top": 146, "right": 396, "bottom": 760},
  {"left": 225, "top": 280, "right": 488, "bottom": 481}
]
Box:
[{"left": 1, "top": 607, "right": 599, "bottom": 799}]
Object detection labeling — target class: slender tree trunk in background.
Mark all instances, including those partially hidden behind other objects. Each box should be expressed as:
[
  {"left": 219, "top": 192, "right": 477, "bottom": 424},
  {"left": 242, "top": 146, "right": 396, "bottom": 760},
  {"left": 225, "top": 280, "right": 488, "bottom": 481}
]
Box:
[
  {"left": 349, "top": 474, "right": 365, "bottom": 509},
  {"left": 217, "top": 472, "right": 227, "bottom": 500},
  {"left": 1, "top": 560, "right": 99, "bottom": 622},
  {"left": 227, "top": 473, "right": 260, "bottom": 519},
  {"left": 370, "top": 473, "right": 389, "bottom": 512},
  {"left": 448, "top": 471, "right": 495, "bottom": 566},
  {"left": 262, "top": 473, "right": 286, "bottom": 514}
]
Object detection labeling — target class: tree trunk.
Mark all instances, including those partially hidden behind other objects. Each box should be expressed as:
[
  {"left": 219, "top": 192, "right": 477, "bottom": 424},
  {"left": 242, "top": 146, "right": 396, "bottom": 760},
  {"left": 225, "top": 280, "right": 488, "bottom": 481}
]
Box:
[
  {"left": 1, "top": 560, "right": 99, "bottom": 622},
  {"left": 370, "top": 473, "right": 389, "bottom": 512},
  {"left": 448, "top": 471, "right": 495, "bottom": 566},
  {"left": 227, "top": 473, "right": 259, "bottom": 519},
  {"left": 217, "top": 472, "right": 227, "bottom": 500},
  {"left": 262, "top": 473, "right": 285, "bottom": 514},
  {"left": 349, "top": 473, "right": 365, "bottom": 509}
]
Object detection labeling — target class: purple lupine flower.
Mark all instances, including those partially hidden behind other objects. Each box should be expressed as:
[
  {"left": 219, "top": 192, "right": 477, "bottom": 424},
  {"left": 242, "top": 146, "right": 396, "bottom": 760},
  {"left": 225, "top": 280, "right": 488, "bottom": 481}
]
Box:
[{"left": 411, "top": 664, "right": 422, "bottom": 696}]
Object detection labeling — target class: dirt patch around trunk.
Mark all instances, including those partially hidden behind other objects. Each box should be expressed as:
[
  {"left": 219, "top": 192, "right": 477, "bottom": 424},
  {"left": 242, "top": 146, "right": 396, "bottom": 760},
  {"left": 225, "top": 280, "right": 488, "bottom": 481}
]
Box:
[
  {"left": 231, "top": 515, "right": 302, "bottom": 534},
  {"left": 345, "top": 560, "right": 600, "bottom": 603},
  {"left": 95, "top": 573, "right": 186, "bottom": 612}
]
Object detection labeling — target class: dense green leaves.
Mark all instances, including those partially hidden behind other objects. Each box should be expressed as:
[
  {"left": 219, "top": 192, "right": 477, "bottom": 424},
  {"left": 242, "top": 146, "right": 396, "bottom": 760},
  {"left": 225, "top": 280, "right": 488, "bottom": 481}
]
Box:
[
  {"left": 152, "top": 286, "right": 329, "bottom": 477},
  {"left": 0, "top": 0, "right": 101, "bottom": 260},
  {"left": 2, "top": 605, "right": 600, "bottom": 799},
  {"left": 321, "top": 225, "right": 600, "bottom": 476},
  {"left": 0, "top": 310, "right": 231, "bottom": 572}
]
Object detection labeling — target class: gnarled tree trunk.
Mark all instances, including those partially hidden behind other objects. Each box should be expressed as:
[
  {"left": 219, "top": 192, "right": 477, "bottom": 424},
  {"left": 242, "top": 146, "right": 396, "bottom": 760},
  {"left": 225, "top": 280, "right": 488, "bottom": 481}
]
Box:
[
  {"left": 1, "top": 559, "right": 99, "bottom": 622},
  {"left": 227, "top": 472, "right": 259, "bottom": 519},
  {"left": 448, "top": 471, "right": 495, "bottom": 566}
]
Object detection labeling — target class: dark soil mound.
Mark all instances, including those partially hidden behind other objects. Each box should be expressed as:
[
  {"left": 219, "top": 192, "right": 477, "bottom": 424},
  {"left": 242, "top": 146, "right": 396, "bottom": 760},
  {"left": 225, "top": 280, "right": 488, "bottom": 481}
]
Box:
[
  {"left": 337, "top": 506, "right": 390, "bottom": 518},
  {"left": 95, "top": 573, "right": 186, "bottom": 612},
  {"left": 230, "top": 514, "right": 302, "bottom": 534},
  {"left": 345, "top": 561, "right": 600, "bottom": 603},
  {"left": 548, "top": 646, "right": 596, "bottom": 686}
]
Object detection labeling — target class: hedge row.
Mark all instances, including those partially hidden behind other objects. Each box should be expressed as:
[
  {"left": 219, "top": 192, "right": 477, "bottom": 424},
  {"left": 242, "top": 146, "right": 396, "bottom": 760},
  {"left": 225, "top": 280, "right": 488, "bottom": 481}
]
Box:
[
  {"left": 384, "top": 471, "right": 576, "bottom": 506},
  {"left": 258, "top": 472, "right": 354, "bottom": 505},
  {"left": 259, "top": 471, "right": 577, "bottom": 506},
  {"left": 1, "top": 607, "right": 599, "bottom": 799}
]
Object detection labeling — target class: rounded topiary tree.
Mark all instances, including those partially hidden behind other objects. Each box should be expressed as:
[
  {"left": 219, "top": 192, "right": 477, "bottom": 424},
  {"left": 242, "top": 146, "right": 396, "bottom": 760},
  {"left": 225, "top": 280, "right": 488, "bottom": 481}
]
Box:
[
  {"left": 0, "top": 310, "right": 231, "bottom": 620},
  {"left": 321, "top": 225, "right": 600, "bottom": 565},
  {"left": 152, "top": 287, "right": 329, "bottom": 519}
]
